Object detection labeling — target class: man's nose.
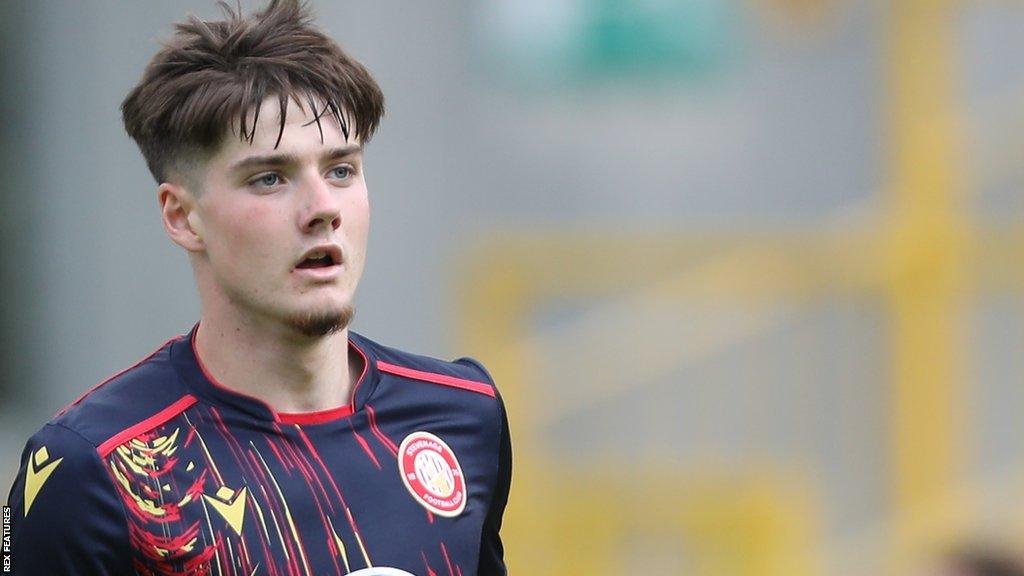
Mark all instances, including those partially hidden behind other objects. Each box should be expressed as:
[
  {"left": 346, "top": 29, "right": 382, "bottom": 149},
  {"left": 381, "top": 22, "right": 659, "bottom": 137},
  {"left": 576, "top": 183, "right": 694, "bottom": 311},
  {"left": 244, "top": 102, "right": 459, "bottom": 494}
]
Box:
[{"left": 301, "top": 176, "right": 342, "bottom": 232}]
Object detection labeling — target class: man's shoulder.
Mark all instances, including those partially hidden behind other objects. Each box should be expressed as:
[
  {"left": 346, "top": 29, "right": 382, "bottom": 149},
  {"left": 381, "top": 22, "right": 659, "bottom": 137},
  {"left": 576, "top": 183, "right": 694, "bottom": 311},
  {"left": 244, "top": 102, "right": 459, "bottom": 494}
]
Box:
[
  {"left": 9, "top": 424, "right": 136, "bottom": 574},
  {"left": 352, "top": 331, "right": 500, "bottom": 400},
  {"left": 47, "top": 335, "right": 192, "bottom": 450}
]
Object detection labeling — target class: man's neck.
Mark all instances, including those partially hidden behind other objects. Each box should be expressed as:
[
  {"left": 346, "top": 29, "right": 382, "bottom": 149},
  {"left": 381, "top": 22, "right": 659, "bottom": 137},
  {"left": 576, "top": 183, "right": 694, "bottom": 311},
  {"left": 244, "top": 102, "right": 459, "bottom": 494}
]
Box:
[{"left": 193, "top": 310, "right": 356, "bottom": 414}]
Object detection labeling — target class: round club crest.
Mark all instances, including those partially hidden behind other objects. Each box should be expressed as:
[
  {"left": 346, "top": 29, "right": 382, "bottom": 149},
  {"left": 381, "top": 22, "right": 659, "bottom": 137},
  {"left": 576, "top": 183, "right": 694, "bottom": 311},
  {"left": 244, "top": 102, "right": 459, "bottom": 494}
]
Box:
[{"left": 398, "top": 431, "right": 467, "bottom": 517}]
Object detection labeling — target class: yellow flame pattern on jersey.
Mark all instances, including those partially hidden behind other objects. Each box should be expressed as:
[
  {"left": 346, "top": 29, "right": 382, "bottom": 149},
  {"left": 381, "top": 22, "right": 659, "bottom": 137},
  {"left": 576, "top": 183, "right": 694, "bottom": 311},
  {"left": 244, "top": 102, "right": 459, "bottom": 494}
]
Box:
[{"left": 108, "top": 428, "right": 190, "bottom": 518}]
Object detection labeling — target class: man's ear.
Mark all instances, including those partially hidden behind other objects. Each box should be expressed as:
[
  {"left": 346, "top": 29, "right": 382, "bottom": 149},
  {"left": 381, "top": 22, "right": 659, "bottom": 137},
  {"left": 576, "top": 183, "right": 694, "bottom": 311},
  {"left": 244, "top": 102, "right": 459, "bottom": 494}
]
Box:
[{"left": 158, "top": 182, "right": 204, "bottom": 252}]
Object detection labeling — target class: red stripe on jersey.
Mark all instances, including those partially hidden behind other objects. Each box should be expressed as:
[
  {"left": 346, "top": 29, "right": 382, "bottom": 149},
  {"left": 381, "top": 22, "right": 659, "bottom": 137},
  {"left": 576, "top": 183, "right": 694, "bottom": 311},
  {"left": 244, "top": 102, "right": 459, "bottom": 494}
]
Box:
[
  {"left": 97, "top": 394, "right": 198, "bottom": 457},
  {"left": 278, "top": 404, "right": 354, "bottom": 425},
  {"left": 349, "top": 340, "right": 370, "bottom": 406},
  {"left": 376, "top": 361, "right": 496, "bottom": 398},
  {"left": 365, "top": 403, "right": 399, "bottom": 456},
  {"left": 441, "top": 542, "right": 454, "bottom": 576}
]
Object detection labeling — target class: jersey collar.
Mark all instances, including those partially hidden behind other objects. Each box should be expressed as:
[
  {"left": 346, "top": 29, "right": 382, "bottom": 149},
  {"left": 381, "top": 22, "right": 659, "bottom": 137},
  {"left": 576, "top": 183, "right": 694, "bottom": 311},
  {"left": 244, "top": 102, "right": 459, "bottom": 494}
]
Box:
[{"left": 170, "top": 323, "right": 380, "bottom": 425}]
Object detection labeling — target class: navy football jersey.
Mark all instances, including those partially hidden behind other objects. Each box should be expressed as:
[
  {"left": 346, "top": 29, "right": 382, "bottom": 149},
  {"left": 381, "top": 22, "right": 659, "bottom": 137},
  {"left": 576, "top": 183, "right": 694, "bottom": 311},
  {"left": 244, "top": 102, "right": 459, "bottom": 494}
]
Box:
[{"left": 6, "top": 326, "right": 511, "bottom": 576}]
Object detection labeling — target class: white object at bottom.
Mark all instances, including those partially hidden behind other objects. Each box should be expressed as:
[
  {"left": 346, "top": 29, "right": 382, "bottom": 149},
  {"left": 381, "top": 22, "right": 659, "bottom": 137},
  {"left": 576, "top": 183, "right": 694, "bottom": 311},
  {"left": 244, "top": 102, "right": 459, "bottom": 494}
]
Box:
[{"left": 347, "top": 568, "right": 417, "bottom": 576}]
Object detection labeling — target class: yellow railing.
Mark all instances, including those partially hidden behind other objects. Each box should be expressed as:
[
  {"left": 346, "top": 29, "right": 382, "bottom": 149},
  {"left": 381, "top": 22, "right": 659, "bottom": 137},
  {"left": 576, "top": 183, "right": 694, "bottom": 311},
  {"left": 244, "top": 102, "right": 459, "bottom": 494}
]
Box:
[{"left": 454, "top": 2, "right": 1024, "bottom": 573}]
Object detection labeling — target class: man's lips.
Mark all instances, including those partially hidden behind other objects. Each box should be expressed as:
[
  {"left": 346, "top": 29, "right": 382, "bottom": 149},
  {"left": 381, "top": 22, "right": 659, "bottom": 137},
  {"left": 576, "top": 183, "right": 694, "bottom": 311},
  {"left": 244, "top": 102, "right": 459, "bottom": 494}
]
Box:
[
  {"left": 293, "top": 244, "right": 345, "bottom": 281},
  {"left": 295, "top": 244, "right": 344, "bottom": 269},
  {"left": 293, "top": 264, "right": 343, "bottom": 281}
]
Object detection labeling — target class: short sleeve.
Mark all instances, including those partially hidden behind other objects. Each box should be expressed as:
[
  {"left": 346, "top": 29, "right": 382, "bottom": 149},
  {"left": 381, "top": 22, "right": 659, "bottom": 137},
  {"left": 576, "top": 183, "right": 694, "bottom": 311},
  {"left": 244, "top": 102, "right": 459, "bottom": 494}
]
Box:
[
  {"left": 476, "top": 391, "right": 512, "bottom": 576},
  {"left": 454, "top": 356, "right": 513, "bottom": 575},
  {"left": 6, "top": 423, "right": 134, "bottom": 575}
]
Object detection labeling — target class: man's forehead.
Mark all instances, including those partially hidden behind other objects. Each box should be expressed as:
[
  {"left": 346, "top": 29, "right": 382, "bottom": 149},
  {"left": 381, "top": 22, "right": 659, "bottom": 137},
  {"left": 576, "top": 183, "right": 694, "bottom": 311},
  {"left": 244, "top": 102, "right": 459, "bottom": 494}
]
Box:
[
  {"left": 254, "top": 97, "right": 351, "bottom": 143},
  {"left": 217, "top": 97, "right": 359, "bottom": 159}
]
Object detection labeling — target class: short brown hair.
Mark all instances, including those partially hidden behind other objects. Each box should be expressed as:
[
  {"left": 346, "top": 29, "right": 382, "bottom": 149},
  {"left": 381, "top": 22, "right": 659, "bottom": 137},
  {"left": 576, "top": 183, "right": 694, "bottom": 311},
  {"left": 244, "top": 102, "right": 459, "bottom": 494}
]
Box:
[{"left": 122, "top": 0, "right": 384, "bottom": 184}]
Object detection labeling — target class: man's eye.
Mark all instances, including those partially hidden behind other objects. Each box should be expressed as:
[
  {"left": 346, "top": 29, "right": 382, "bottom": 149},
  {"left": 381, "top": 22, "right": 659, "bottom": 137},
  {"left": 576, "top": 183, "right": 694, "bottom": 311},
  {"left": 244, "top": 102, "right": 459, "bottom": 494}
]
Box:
[
  {"left": 329, "top": 166, "right": 352, "bottom": 180},
  {"left": 253, "top": 173, "right": 280, "bottom": 187}
]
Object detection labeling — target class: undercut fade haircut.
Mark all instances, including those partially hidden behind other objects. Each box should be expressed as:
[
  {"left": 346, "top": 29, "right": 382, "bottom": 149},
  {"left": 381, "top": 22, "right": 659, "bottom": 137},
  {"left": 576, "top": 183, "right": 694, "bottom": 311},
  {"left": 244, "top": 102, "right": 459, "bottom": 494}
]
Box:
[{"left": 122, "top": 0, "right": 384, "bottom": 184}]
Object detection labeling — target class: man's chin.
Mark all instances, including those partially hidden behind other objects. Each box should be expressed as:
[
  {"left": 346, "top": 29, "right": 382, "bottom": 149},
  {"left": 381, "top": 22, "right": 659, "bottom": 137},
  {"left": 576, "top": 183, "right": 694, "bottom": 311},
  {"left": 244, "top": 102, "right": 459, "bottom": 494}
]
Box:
[{"left": 285, "top": 305, "right": 355, "bottom": 338}]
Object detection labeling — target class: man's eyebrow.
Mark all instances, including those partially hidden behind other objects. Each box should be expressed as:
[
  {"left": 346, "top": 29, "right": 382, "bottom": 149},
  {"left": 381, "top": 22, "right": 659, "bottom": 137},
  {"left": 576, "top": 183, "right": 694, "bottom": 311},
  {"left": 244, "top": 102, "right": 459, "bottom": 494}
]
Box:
[{"left": 228, "top": 145, "right": 363, "bottom": 173}]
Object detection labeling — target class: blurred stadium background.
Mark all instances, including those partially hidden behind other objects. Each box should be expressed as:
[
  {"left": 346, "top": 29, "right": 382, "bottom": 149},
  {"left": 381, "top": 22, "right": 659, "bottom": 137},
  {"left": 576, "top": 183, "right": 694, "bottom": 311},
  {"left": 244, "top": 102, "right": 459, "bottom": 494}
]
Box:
[{"left": 2, "top": 0, "right": 1023, "bottom": 574}]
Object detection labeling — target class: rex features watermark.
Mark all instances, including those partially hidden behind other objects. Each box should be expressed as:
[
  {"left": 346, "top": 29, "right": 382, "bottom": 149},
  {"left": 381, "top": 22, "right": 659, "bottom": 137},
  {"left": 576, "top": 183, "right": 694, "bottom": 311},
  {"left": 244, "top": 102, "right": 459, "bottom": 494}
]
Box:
[{"left": 2, "top": 505, "right": 11, "bottom": 573}]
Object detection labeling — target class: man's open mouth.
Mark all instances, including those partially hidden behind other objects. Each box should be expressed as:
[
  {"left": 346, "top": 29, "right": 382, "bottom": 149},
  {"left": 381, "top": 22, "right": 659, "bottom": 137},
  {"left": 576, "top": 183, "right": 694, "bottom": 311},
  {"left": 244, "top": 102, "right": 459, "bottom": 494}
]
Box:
[
  {"left": 297, "top": 252, "right": 335, "bottom": 268},
  {"left": 296, "top": 246, "right": 343, "bottom": 269}
]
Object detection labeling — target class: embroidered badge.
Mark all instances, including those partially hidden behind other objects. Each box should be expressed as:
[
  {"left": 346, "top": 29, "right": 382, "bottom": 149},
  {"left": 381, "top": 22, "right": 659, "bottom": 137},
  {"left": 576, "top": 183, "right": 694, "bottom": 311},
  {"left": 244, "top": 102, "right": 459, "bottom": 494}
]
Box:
[{"left": 398, "top": 431, "right": 467, "bottom": 517}]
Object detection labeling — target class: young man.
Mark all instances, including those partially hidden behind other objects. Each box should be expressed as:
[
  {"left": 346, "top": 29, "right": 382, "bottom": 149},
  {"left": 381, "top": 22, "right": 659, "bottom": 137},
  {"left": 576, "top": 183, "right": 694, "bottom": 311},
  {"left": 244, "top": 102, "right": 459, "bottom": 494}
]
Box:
[{"left": 6, "top": 1, "right": 511, "bottom": 575}]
